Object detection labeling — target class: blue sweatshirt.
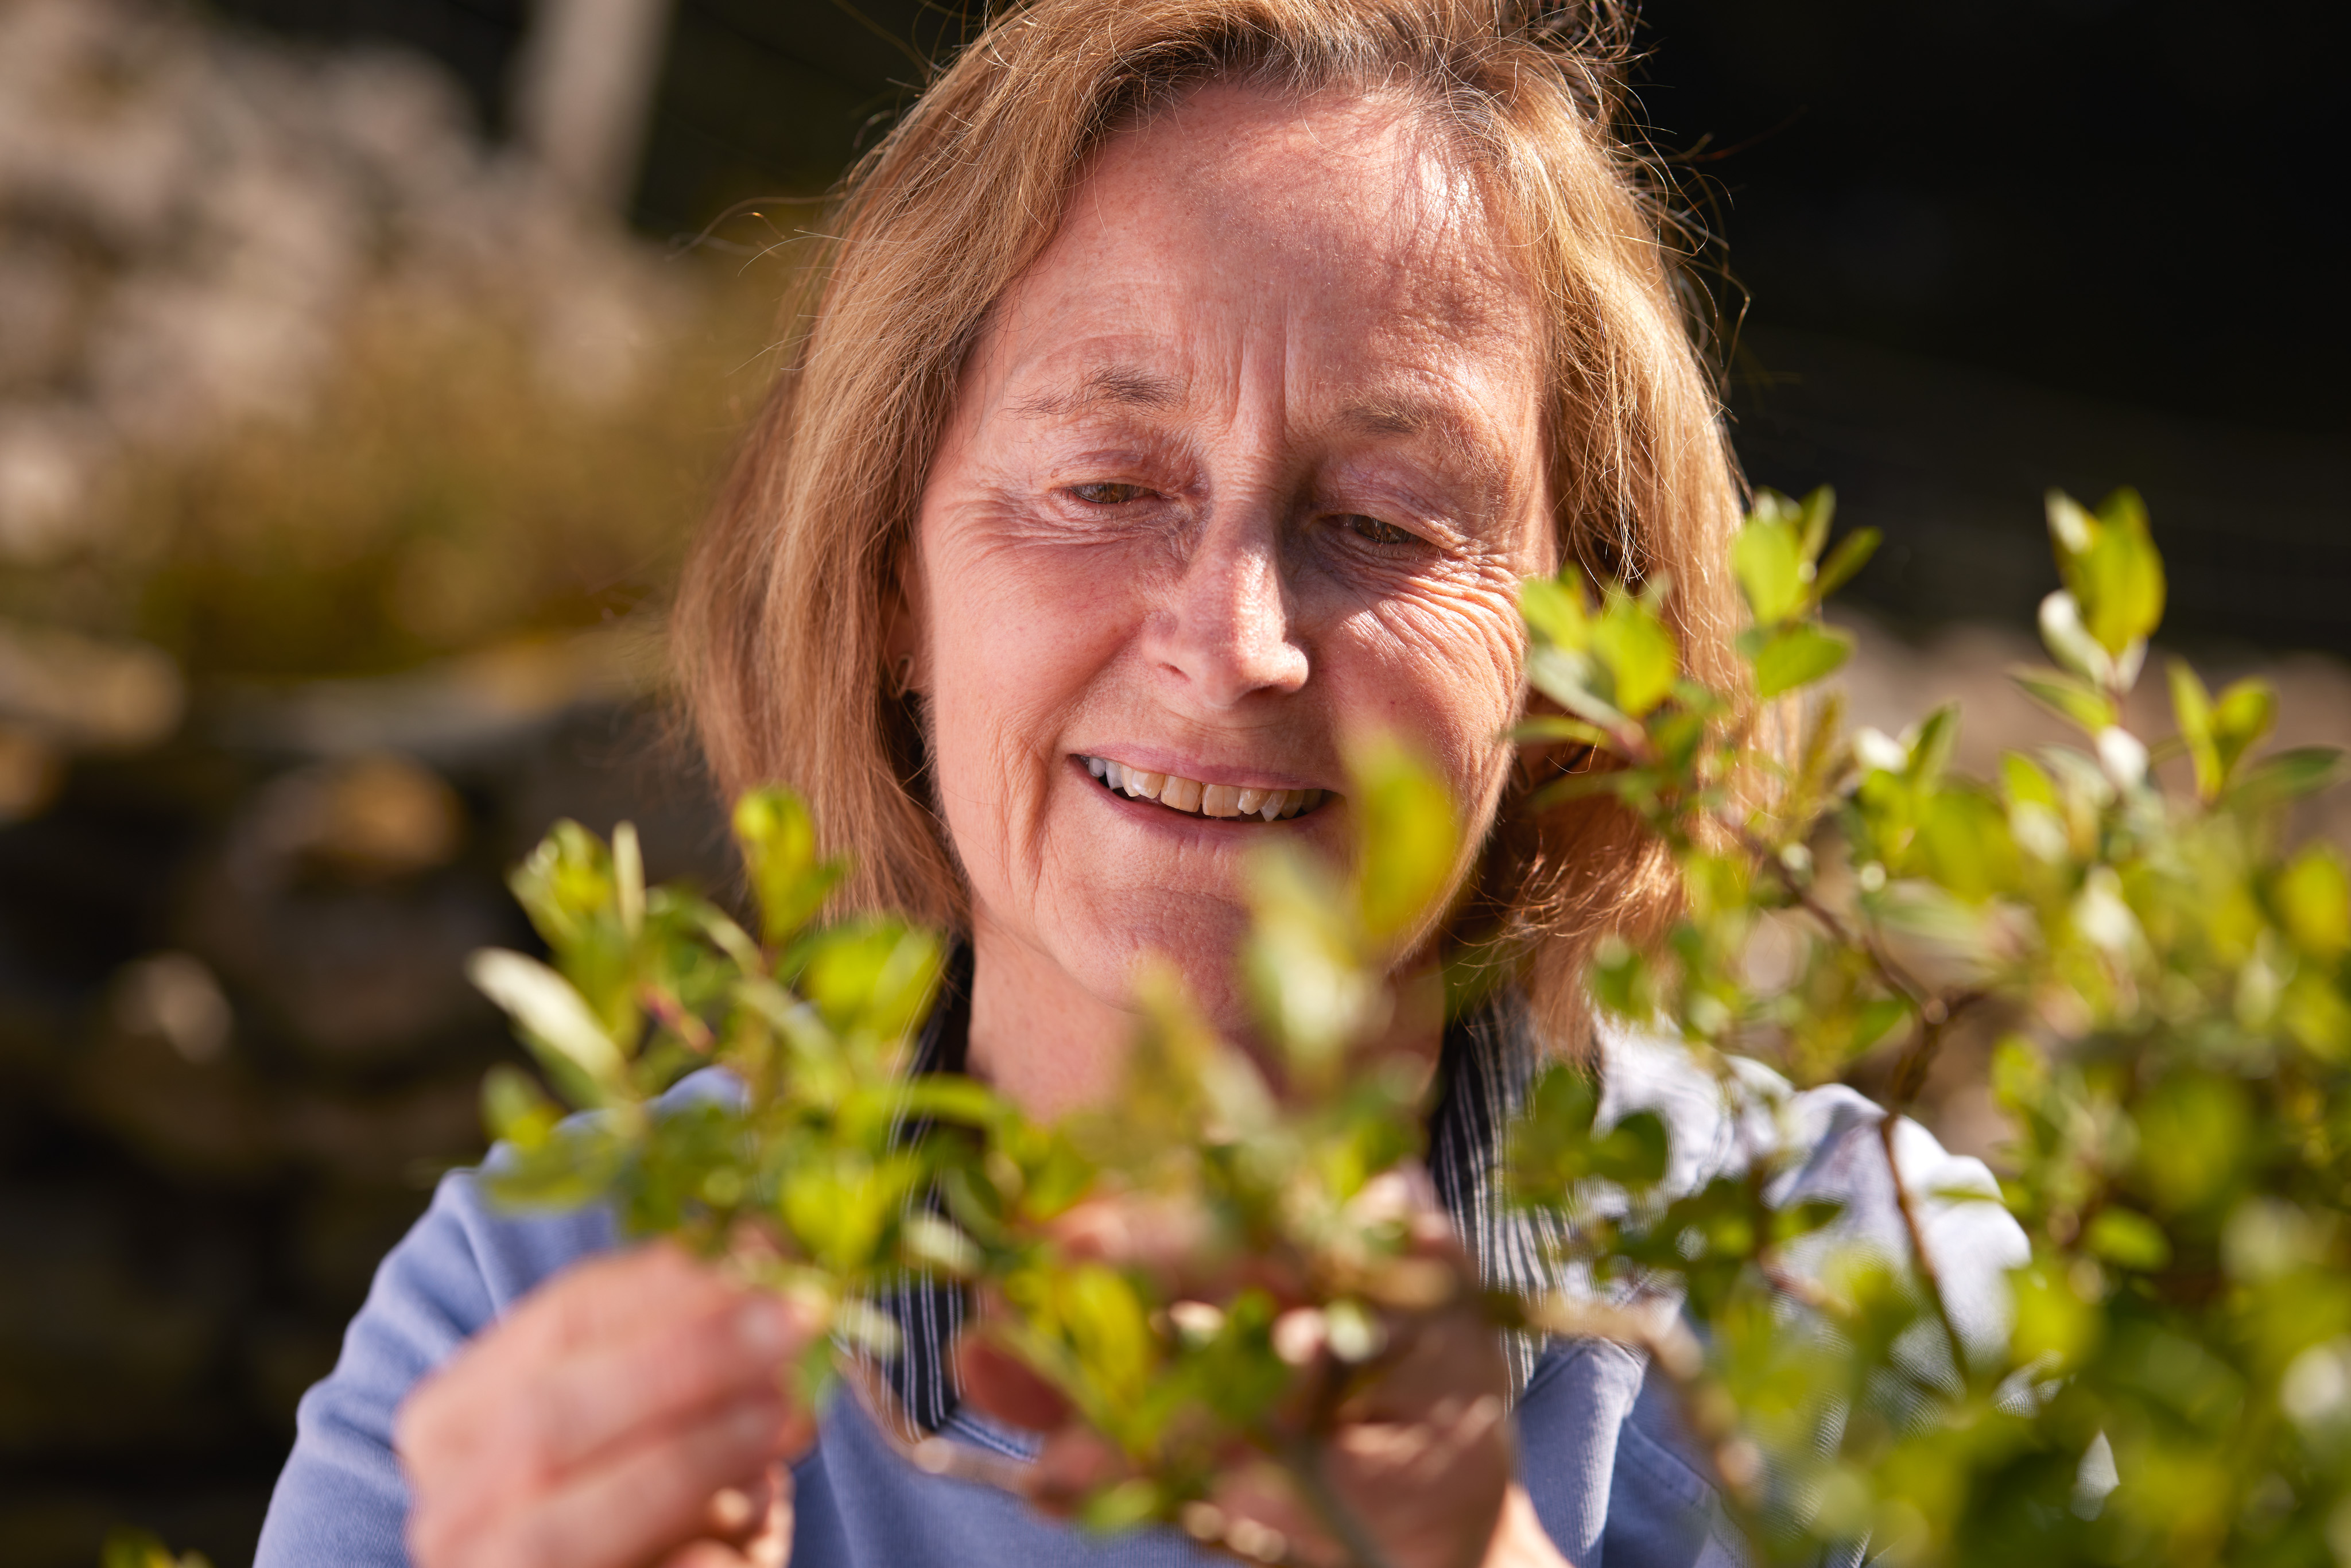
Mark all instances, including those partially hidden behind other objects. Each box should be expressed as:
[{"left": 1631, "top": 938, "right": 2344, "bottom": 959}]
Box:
[{"left": 255, "top": 992, "right": 2026, "bottom": 1568}]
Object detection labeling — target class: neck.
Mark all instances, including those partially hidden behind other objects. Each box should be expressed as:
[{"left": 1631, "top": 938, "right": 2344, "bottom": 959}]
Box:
[
  {"left": 963, "top": 917, "right": 1140, "bottom": 1122},
  {"left": 961, "top": 918, "right": 1454, "bottom": 1123}
]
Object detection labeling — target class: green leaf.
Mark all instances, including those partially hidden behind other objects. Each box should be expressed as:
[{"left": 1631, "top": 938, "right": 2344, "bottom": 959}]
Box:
[
  {"left": 1593, "top": 1109, "right": 1670, "bottom": 1188},
  {"left": 2008, "top": 1258, "right": 2099, "bottom": 1372},
  {"left": 2037, "top": 591, "right": 2115, "bottom": 687},
  {"left": 1811, "top": 525, "right": 1880, "bottom": 603},
  {"left": 2086, "top": 1206, "right": 2172, "bottom": 1272},
  {"left": 1528, "top": 769, "right": 1640, "bottom": 810},
  {"left": 613, "top": 820, "right": 645, "bottom": 938},
  {"left": 1999, "top": 752, "right": 2058, "bottom": 810},
  {"left": 468, "top": 948, "right": 627, "bottom": 1099},
  {"left": 1246, "top": 848, "right": 1378, "bottom": 1075},
  {"left": 1351, "top": 738, "right": 1461, "bottom": 945},
  {"left": 2135, "top": 1073, "right": 2250, "bottom": 1213},
  {"left": 1750, "top": 622, "right": 1853, "bottom": 698},
  {"left": 482, "top": 1064, "right": 560, "bottom": 1150},
  {"left": 1511, "top": 714, "right": 1617, "bottom": 750},
  {"left": 1519, "top": 573, "right": 1594, "bottom": 651},
  {"left": 1592, "top": 590, "right": 1680, "bottom": 717},
  {"left": 1077, "top": 1478, "right": 1166, "bottom": 1535},
  {"left": 1906, "top": 702, "right": 1961, "bottom": 787},
  {"left": 1525, "top": 645, "right": 1629, "bottom": 735},
  {"left": 1509, "top": 1071, "right": 1671, "bottom": 1198},
  {"left": 893, "top": 1075, "right": 1011, "bottom": 1129},
  {"left": 735, "top": 789, "right": 845, "bottom": 948},
  {"left": 1916, "top": 786, "right": 2018, "bottom": 902},
  {"left": 692, "top": 903, "right": 766, "bottom": 975},
  {"left": 507, "top": 818, "right": 615, "bottom": 948},
  {"left": 798, "top": 919, "right": 942, "bottom": 1042},
  {"left": 2231, "top": 747, "right": 2346, "bottom": 809},
  {"left": 1588, "top": 937, "right": 1651, "bottom": 1020},
  {"left": 1734, "top": 513, "right": 1807, "bottom": 624},
  {"left": 1058, "top": 1263, "right": 1159, "bottom": 1407},
  {"left": 2168, "top": 659, "right": 2222, "bottom": 801},
  {"left": 2046, "top": 486, "right": 2166, "bottom": 656},
  {"left": 2276, "top": 844, "right": 2350, "bottom": 960},
  {"left": 102, "top": 1530, "right": 204, "bottom": 1568},
  {"left": 2009, "top": 666, "right": 2116, "bottom": 733},
  {"left": 2212, "top": 676, "right": 2280, "bottom": 783},
  {"left": 1795, "top": 486, "right": 1837, "bottom": 564}
]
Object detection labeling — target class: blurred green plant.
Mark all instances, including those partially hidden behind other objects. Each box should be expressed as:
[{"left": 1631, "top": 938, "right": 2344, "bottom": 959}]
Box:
[
  {"left": 98, "top": 1528, "right": 209, "bottom": 1568},
  {"left": 1507, "top": 485, "right": 2351, "bottom": 1567},
  {"left": 464, "top": 487, "right": 2351, "bottom": 1568},
  {"left": 465, "top": 738, "right": 1472, "bottom": 1557}
]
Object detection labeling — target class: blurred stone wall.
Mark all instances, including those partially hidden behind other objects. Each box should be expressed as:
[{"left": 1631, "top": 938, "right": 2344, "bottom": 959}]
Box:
[
  {"left": 0, "top": 0, "right": 675, "bottom": 562},
  {"left": 0, "top": 4, "right": 746, "bottom": 1563}
]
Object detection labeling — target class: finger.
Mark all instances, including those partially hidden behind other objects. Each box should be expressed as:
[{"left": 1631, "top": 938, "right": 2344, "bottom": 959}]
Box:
[
  {"left": 1335, "top": 1292, "right": 1507, "bottom": 1427},
  {"left": 507, "top": 1291, "right": 819, "bottom": 1479},
  {"left": 1027, "top": 1425, "right": 1131, "bottom": 1516},
  {"left": 955, "top": 1335, "right": 1074, "bottom": 1433},
  {"left": 1332, "top": 1395, "right": 1509, "bottom": 1485},
  {"left": 426, "top": 1394, "right": 792, "bottom": 1568},
  {"left": 1205, "top": 1458, "right": 1330, "bottom": 1567},
  {"left": 411, "top": 1297, "right": 821, "bottom": 1553},
  {"left": 399, "top": 1242, "right": 749, "bottom": 1464},
  {"left": 520, "top": 1241, "right": 746, "bottom": 1355},
  {"left": 703, "top": 1459, "right": 794, "bottom": 1550},
  {"left": 658, "top": 1544, "right": 753, "bottom": 1568},
  {"left": 742, "top": 1462, "right": 796, "bottom": 1568}
]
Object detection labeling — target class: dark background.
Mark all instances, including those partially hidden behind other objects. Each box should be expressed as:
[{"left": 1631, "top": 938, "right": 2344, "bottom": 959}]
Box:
[{"left": 11, "top": 2, "right": 2344, "bottom": 1563}]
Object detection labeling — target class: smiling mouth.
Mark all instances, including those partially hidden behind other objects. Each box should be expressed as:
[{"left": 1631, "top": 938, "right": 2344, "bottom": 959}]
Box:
[{"left": 1081, "top": 756, "right": 1327, "bottom": 821}]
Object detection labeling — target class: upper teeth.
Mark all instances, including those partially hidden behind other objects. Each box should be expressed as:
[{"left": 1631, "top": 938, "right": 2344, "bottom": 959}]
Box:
[{"left": 1083, "top": 756, "right": 1322, "bottom": 820}]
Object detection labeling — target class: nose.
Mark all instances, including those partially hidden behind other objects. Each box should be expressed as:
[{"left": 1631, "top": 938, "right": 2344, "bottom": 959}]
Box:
[{"left": 1144, "top": 513, "right": 1309, "bottom": 710}]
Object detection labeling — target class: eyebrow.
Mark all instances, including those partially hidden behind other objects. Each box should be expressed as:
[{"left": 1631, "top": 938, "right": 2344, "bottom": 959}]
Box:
[
  {"left": 1008, "top": 370, "right": 1516, "bottom": 503},
  {"left": 1340, "top": 393, "right": 1513, "bottom": 498},
  {"left": 1010, "top": 365, "right": 1186, "bottom": 421}
]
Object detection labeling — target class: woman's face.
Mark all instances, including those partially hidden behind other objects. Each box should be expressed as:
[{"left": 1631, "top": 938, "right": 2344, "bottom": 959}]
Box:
[{"left": 907, "top": 84, "right": 1554, "bottom": 1095}]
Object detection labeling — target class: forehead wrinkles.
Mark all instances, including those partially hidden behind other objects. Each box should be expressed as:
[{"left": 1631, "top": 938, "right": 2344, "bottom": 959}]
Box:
[
  {"left": 1155, "top": 87, "right": 1521, "bottom": 324},
  {"left": 960, "top": 87, "right": 1539, "bottom": 436}
]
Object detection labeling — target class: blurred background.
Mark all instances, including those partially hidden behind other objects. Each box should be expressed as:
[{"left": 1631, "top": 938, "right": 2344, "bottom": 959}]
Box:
[{"left": 0, "top": 0, "right": 2340, "bottom": 1562}]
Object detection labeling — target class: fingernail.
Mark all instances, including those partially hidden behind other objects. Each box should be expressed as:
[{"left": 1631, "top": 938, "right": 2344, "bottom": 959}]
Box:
[{"left": 708, "top": 1485, "right": 756, "bottom": 1532}]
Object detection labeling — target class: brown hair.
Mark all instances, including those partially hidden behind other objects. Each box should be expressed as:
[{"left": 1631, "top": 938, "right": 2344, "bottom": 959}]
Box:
[{"left": 673, "top": 0, "right": 1748, "bottom": 1053}]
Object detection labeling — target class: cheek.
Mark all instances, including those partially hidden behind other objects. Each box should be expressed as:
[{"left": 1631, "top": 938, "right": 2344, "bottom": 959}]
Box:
[
  {"left": 916, "top": 508, "right": 1147, "bottom": 845},
  {"left": 1321, "top": 566, "right": 1528, "bottom": 797}
]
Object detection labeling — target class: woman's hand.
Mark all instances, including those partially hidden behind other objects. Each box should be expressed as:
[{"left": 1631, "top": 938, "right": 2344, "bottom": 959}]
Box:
[
  {"left": 956, "top": 1176, "right": 1573, "bottom": 1568},
  {"left": 396, "top": 1241, "right": 818, "bottom": 1568}
]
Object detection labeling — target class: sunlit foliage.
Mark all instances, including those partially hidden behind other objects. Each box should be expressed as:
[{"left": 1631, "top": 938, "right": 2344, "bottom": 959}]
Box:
[{"left": 468, "top": 490, "right": 2351, "bottom": 1567}]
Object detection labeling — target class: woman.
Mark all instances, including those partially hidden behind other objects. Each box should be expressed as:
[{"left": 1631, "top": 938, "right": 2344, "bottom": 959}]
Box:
[{"left": 257, "top": 1, "right": 2022, "bottom": 1565}]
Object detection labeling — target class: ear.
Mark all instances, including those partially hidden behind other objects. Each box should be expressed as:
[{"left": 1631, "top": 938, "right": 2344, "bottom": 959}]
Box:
[{"left": 882, "top": 533, "right": 926, "bottom": 697}]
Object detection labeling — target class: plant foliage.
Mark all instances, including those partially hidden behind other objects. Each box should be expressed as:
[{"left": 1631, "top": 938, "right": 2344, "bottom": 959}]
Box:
[{"left": 466, "top": 488, "right": 2351, "bottom": 1568}]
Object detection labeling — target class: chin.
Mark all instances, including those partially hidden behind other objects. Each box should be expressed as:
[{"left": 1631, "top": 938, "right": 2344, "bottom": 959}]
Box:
[{"left": 1069, "top": 896, "right": 1258, "bottom": 1026}]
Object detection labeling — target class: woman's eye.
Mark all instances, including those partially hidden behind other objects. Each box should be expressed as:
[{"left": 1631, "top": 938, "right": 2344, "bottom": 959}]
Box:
[
  {"left": 1070, "top": 482, "right": 1150, "bottom": 505},
  {"left": 1340, "top": 514, "right": 1418, "bottom": 547}
]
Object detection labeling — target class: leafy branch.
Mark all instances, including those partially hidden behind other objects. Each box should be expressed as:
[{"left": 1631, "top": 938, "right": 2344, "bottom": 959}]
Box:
[{"left": 453, "top": 482, "right": 2350, "bottom": 1568}]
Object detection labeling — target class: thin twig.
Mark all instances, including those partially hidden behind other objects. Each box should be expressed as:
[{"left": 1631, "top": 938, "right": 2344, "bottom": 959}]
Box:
[
  {"left": 1725, "top": 817, "right": 1934, "bottom": 1008},
  {"left": 642, "top": 987, "right": 716, "bottom": 1053},
  {"left": 1877, "top": 1109, "right": 1973, "bottom": 1393},
  {"left": 1722, "top": 814, "right": 1980, "bottom": 1386}
]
